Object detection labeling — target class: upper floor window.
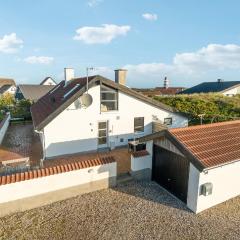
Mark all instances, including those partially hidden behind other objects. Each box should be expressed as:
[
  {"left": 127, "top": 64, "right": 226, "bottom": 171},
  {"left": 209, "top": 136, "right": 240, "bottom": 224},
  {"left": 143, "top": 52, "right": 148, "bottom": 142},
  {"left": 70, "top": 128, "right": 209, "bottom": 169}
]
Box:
[
  {"left": 164, "top": 117, "right": 173, "bottom": 126},
  {"left": 100, "top": 85, "right": 118, "bottom": 112},
  {"left": 134, "top": 117, "right": 144, "bottom": 133}
]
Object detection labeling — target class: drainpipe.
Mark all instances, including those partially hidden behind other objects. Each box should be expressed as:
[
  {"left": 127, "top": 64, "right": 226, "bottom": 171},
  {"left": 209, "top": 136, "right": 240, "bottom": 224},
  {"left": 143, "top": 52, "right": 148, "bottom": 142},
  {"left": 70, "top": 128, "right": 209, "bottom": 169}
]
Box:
[{"left": 35, "top": 129, "right": 46, "bottom": 167}]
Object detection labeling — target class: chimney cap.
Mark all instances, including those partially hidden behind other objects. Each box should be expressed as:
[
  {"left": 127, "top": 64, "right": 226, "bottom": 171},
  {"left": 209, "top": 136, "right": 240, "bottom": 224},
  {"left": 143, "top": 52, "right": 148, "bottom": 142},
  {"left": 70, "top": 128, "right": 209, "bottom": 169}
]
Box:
[{"left": 115, "top": 69, "right": 127, "bottom": 72}]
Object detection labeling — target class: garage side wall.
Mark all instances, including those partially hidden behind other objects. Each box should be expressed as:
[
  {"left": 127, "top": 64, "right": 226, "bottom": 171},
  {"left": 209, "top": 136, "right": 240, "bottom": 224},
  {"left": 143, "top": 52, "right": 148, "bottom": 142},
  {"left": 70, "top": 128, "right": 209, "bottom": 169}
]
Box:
[{"left": 188, "top": 161, "right": 240, "bottom": 213}]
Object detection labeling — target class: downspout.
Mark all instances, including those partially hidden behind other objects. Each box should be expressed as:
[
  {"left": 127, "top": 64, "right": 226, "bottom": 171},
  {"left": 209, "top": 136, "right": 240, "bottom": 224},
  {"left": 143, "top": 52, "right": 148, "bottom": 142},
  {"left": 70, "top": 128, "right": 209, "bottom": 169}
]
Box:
[{"left": 35, "top": 129, "right": 46, "bottom": 167}]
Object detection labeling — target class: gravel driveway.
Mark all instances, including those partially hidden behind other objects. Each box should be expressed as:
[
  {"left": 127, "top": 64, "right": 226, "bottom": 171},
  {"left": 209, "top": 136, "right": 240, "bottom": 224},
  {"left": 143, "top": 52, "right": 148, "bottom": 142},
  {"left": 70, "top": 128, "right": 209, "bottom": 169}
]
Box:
[{"left": 0, "top": 181, "right": 239, "bottom": 240}]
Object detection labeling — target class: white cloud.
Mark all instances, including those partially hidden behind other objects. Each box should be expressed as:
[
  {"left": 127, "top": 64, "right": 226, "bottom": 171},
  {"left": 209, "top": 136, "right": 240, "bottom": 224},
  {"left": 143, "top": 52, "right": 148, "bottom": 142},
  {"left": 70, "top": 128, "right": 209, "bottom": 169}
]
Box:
[
  {"left": 24, "top": 56, "right": 54, "bottom": 64},
  {"left": 87, "top": 0, "right": 103, "bottom": 7},
  {"left": 142, "top": 13, "right": 158, "bottom": 21},
  {"left": 122, "top": 44, "right": 240, "bottom": 86},
  {"left": 0, "top": 33, "right": 23, "bottom": 53},
  {"left": 73, "top": 24, "right": 131, "bottom": 44}
]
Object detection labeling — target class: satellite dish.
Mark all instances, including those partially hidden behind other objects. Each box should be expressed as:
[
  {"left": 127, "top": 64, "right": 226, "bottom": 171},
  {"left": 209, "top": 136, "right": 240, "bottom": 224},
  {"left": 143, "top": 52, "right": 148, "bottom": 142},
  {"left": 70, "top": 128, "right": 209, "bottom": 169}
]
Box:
[{"left": 80, "top": 93, "right": 93, "bottom": 108}]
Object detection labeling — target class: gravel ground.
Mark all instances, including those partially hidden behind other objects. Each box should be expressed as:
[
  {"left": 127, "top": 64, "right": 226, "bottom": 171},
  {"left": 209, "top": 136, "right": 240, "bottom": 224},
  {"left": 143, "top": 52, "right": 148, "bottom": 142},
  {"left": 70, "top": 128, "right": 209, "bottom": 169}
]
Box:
[{"left": 0, "top": 181, "right": 239, "bottom": 240}]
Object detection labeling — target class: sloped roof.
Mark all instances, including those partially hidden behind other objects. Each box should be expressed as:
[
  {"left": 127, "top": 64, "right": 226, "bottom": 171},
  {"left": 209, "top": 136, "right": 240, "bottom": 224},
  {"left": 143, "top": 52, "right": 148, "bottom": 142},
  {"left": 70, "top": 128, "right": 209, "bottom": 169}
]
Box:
[
  {"left": 31, "top": 75, "right": 183, "bottom": 131},
  {"left": 139, "top": 120, "right": 240, "bottom": 170},
  {"left": 179, "top": 81, "right": 240, "bottom": 94},
  {"left": 0, "top": 85, "right": 12, "bottom": 94},
  {"left": 19, "top": 84, "right": 55, "bottom": 101},
  {"left": 0, "top": 78, "right": 15, "bottom": 87},
  {"left": 40, "top": 77, "right": 57, "bottom": 85},
  {"left": 169, "top": 120, "right": 240, "bottom": 169}
]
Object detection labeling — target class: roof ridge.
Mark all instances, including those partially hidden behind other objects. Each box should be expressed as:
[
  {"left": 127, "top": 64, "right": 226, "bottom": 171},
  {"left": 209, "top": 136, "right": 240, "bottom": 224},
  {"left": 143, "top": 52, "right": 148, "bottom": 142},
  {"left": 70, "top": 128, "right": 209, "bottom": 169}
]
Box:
[{"left": 170, "top": 120, "right": 240, "bottom": 133}]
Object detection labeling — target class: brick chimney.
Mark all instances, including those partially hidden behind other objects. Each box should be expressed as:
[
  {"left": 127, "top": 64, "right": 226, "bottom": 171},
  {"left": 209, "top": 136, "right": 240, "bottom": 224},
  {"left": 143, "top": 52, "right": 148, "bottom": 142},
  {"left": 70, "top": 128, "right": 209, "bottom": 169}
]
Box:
[
  {"left": 64, "top": 68, "right": 74, "bottom": 82},
  {"left": 164, "top": 76, "right": 169, "bottom": 89},
  {"left": 115, "top": 69, "right": 127, "bottom": 85}
]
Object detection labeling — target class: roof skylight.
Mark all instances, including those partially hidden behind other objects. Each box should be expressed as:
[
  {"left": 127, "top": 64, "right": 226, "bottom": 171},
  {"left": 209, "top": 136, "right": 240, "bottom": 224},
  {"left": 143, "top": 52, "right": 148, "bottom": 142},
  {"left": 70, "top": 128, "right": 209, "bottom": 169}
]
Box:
[{"left": 63, "top": 84, "right": 81, "bottom": 99}]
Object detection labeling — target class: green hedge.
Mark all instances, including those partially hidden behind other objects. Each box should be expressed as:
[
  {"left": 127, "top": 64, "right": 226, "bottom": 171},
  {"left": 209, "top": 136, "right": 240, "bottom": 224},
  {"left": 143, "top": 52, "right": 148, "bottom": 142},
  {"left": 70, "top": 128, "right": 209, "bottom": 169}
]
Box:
[{"left": 154, "top": 94, "right": 240, "bottom": 125}]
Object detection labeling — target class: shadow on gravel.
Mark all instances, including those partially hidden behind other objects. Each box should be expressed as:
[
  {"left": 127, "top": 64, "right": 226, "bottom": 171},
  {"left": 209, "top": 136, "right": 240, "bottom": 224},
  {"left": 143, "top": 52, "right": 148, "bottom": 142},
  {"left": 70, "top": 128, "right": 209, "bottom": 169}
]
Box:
[{"left": 112, "top": 180, "right": 192, "bottom": 213}]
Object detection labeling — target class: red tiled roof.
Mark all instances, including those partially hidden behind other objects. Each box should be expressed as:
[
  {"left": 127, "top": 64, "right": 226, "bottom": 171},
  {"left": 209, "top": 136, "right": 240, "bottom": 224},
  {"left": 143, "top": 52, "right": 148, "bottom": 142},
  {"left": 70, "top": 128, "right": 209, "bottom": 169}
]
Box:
[
  {"left": 169, "top": 120, "right": 240, "bottom": 168},
  {"left": 31, "top": 76, "right": 97, "bottom": 129},
  {"left": 132, "top": 150, "right": 150, "bottom": 158},
  {"left": 0, "top": 156, "right": 115, "bottom": 186}
]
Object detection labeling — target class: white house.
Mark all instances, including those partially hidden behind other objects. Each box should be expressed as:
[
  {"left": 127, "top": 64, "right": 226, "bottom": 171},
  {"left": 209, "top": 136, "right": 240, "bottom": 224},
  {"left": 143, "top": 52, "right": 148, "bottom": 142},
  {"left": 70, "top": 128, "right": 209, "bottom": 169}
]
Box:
[
  {"left": 0, "top": 78, "right": 16, "bottom": 96},
  {"left": 31, "top": 68, "right": 188, "bottom": 160},
  {"left": 138, "top": 120, "right": 240, "bottom": 213},
  {"left": 40, "top": 77, "right": 57, "bottom": 86}
]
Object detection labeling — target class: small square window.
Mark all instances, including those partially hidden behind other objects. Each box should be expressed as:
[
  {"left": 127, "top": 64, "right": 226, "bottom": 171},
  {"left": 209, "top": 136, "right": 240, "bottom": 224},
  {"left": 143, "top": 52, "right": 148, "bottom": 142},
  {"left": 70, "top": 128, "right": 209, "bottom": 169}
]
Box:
[{"left": 164, "top": 118, "right": 172, "bottom": 126}]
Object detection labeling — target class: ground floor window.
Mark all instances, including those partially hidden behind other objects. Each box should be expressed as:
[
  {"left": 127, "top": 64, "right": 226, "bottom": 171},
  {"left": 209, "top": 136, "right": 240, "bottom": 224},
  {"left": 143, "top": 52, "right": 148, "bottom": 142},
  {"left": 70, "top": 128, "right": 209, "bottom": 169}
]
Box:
[
  {"left": 134, "top": 117, "right": 144, "bottom": 133},
  {"left": 98, "top": 121, "right": 108, "bottom": 145}
]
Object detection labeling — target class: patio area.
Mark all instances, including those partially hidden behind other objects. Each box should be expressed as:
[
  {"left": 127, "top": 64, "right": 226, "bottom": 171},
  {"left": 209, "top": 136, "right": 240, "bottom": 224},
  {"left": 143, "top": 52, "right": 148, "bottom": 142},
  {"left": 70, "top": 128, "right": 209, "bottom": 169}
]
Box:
[
  {"left": 44, "top": 147, "right": 131, "bottom": 175},
  {"left": 0, "top": 124, "right": 42, "bottom": 168}
]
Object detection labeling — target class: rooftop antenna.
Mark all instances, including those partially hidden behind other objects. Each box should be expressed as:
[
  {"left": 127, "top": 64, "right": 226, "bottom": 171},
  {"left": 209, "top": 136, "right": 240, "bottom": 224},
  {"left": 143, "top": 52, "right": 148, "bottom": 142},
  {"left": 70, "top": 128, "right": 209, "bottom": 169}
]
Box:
[{"left": 86, "top": 67, "right": 95, "bottom": 93}]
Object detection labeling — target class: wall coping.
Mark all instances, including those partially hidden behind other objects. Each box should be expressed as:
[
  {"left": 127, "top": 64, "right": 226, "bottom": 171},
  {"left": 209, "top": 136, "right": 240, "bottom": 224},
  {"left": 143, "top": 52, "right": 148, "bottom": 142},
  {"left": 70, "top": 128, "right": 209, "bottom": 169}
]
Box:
[{"left": 0, "top": 156, "right": 115, "bottom": 186}]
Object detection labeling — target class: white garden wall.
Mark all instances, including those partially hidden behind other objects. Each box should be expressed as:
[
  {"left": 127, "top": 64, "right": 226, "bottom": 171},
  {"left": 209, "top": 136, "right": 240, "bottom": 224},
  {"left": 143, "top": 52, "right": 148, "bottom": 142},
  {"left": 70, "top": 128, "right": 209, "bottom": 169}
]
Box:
[
  {"left": 43, "top": 85, "right": 187, "bottom": 158},
  {"left": 0, "top": 113, "right": 10, "bottom": 144},
  {"left": 0, "top": 162, "right": 116, "bottom": 204},
  {"left": 187, "top": 161, "right": 240, "bottom": 213}
]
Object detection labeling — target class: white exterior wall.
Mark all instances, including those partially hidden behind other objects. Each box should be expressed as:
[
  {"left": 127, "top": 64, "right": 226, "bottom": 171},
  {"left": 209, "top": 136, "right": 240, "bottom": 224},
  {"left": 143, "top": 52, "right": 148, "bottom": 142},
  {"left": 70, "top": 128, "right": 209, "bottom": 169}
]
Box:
[
  {"left": 42, "top": 77, "right": 56, "bottom": 86},
  {"left": 187, "top": 161, "right": 240, "bottom": 213},
  {"left": 131, "top": 141, "right": 153, "bottom": 172},
  {"left": 223, "top": 86, "right": 240, "bottom": 96},
  {"left": 4, "top": 85, "right": 16, "bottom": 95},
  {"left": 43, "top": 85, "right": 188, "bottom": 158},
  {"left": 0, "top": 162, "right": 116, "bottom": 204}
]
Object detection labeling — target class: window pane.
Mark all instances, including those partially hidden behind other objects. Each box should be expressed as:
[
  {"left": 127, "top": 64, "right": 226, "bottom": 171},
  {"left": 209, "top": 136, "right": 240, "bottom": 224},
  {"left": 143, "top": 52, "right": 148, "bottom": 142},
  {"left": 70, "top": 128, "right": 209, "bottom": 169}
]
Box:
[
  {"left": 98, "top": 137, "right": 107, "bottom": 145},
  {"left": 98, "top": 130, "right": 106, "bottom": 137},
  {"left": 101, "top": 92, "right": 117, "bottom": 100},
  {"left": 101, "top": 102, "right": 117, "bottom": 112},
  {"left": 98, "top": 122, "right": 107, "bottom": 129},
  {"left": 164, "top": 118, "right": 172, "bottom": 125},
  {"left": 134, "top": 117, "right": 144, "bottom": 132},
  {"left": 101, "top": 85, "right": 115, "bottom": 92}
]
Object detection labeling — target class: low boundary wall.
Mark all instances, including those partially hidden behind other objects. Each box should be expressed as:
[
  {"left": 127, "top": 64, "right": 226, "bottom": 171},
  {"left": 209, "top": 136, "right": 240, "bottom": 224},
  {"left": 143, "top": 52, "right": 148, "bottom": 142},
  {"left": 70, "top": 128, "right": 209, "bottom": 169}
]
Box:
[{"left": 0, "top": 156, "right": 117, "bottom": 217}]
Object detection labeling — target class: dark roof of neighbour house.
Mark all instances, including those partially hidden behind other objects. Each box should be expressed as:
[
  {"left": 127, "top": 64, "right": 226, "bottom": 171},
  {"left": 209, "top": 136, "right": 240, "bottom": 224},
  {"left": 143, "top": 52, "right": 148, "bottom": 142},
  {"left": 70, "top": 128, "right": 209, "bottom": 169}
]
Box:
[
  {"left": 0, "top": 78, "right": 16, "bottom": 87},
  {"left": 39, "top": 77, "right": 57, "bottom": 85},
  {"left": 31, "top": 75, "right": 184, "bottom": 131},
  {"left": 18, "top": 84, "right": 55, "bottom": 102},
  {"left": 139, "top": 120, "right": 240, "bottom": 171},
  {"left": 0, "top": 85, "right": 12, "bottom": 94},
  {"left": 179, "top": 81, "right": 240, "bottom": 94}
]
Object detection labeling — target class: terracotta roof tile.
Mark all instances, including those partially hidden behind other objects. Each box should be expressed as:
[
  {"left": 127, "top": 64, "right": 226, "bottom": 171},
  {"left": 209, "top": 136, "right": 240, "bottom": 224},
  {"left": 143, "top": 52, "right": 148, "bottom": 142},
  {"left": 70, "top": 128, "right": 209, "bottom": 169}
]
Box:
[
  {"left": 0, "top": 156, "right": 116, "bottom": 186},
  {"left": 169, "top": 120, "right": 240, "bottom": 168},
  {"left": 132, "top": 150, "right": 150, "bottom": 158}
]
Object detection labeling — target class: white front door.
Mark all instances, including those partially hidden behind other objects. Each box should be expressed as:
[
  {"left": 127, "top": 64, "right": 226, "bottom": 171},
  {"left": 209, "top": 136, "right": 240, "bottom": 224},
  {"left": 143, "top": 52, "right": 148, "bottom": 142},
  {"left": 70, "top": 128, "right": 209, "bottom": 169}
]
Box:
[{"left": 98, "top": 121, "right": 108, "bottom": 148}]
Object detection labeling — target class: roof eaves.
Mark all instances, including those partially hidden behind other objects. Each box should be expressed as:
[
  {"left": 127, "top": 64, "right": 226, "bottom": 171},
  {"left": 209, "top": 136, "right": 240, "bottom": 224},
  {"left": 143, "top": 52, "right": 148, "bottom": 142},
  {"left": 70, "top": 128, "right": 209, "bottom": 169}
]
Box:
[{"left": 34, "top": 77, "right": 99, "bottom": 131}]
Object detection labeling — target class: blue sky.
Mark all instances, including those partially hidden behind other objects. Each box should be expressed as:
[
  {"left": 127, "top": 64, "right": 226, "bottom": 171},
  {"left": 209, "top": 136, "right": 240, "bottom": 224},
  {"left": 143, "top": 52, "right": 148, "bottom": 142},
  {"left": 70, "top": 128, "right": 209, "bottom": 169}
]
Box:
[{"left": 1, "top": 0, "right": 240, "bottom": 87}]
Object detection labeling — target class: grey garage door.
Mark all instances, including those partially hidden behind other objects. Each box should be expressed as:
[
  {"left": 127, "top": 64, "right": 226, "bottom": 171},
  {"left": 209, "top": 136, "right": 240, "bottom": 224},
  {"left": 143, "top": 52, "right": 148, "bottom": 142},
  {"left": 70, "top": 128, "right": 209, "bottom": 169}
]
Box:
[{"left": 152, "top": 144, "right": 189, "bottom": 203}]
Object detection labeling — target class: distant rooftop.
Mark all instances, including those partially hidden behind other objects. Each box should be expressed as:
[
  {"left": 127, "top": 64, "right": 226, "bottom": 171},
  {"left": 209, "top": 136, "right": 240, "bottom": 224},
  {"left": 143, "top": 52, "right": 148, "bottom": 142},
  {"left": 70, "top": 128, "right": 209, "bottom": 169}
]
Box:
[{"left": 179, "top": 81, "right": 240, "bottom": 94}]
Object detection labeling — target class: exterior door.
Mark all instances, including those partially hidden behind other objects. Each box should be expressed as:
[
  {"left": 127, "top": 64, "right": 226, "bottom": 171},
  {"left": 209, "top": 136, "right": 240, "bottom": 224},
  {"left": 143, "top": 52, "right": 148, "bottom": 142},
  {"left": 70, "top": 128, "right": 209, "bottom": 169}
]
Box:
[
  {"left": 152, "top": 144, "right": 189, "bottom": 203},
  {"left": 98, "top": 121, "right": 108, "bottom": 148}
]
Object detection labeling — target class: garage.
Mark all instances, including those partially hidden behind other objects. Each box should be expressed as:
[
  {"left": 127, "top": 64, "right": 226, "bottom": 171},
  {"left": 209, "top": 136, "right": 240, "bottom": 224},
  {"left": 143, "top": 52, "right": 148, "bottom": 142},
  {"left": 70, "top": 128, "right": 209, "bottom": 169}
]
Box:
[
  {"left": 152, "top": 144, "right": 189, "bottom": 203},
  {"left": 139, "top": 120, "right": 240, "bottom": 213}
]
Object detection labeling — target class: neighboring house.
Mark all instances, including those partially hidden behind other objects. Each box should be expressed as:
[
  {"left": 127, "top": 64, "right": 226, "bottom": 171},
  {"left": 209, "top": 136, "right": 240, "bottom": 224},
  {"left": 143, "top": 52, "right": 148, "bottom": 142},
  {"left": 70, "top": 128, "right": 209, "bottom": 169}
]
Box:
[
  {"left": 31, "top": 69, "right": 188, "bottom": 160},
  {"left": 138, "top": 120, "right": 240, "bottom": 213},
  {"left": 179, "top": 79, "right": 240, "bottom": 96},
  {"left": 133, "top": 77, "right": 185, "bottom": 97},
  {"left": 0, "top": 78, "right": 16, "bottom": 96},
  {"left": 15, "top": 84, "right": 55, "bottom": 102},
  {"left": 40, "top": 77, "right": 57, "bottom": 86}
]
